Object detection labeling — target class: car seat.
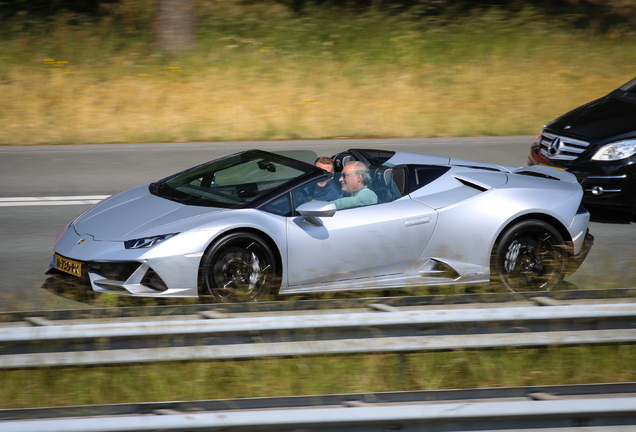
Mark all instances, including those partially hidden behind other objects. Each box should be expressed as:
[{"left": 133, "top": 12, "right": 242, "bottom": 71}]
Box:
[{"left": 370, "top": 168, "right": 402, "bottom": 203}]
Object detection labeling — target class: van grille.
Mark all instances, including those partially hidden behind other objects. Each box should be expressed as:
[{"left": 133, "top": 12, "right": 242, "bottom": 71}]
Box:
[{"left": 539, "top": 132, "right": 590, "bottom": 161}]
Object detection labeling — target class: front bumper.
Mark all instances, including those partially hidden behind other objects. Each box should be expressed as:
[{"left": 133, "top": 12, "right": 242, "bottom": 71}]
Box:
[
  {"left": 47, "top": 254, "right": 200, "bottom": 298},
  {"left": 47, "top": 226, "right": 203, "bottom": 298}
]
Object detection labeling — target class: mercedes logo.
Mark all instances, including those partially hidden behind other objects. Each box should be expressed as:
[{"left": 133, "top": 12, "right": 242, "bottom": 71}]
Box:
[{"left": 548, "top": 137, "right": 561, "bottom": 156}]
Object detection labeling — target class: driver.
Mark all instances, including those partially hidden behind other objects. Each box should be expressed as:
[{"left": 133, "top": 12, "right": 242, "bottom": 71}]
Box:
[{"left": 331, "top": 161, "right": 378, "bottom": 210}]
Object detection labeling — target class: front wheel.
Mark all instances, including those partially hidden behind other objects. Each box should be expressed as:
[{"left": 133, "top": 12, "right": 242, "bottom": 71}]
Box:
[
  {"left": 492, "top": 220, "right": 568, "bottom": 292},
  {"left": 200, "top": 232, "right": 279, "bottom": 302}
]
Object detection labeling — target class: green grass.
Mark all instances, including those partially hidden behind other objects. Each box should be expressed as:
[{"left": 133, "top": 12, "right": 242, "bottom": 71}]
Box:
[
  {"left": 2, "top": 1, "right": 635, "bottom": 408},
  {"left": 2, "top": 345, "right": 635, "bottom": 409}
]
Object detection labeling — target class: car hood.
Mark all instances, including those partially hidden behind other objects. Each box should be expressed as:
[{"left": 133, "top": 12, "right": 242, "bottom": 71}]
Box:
[
  {"left": 548, "top": 96, "right": 636, "bottom": 141},
  {"left": 73, "top": 184, "right": 229, "bottom": 241}
]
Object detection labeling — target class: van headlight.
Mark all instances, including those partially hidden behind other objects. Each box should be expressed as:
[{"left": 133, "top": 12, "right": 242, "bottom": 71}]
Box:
[{"left": 592, "top": 140, "right": 636, "bottom": 161}]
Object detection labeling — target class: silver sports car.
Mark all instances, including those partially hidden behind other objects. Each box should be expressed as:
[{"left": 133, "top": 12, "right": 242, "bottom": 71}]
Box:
[{"left": 48, "top": 148, "right": 593, "bottom": 301}]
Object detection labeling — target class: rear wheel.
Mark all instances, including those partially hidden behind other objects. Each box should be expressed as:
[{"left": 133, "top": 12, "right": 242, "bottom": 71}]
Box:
[
  {"left": 201, "top": 232, "right": 279, "bottom": 302},
  {"left": 492, "top": 220, "right": 567, "bottom": 292}
]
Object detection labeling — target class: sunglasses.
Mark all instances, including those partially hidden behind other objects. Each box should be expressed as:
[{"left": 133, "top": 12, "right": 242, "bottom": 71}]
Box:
[{"left": 341, "top": 171, "right": 360, "bottom": 178}]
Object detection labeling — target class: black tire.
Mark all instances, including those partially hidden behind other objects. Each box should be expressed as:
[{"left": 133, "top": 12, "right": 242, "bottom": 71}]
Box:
[
  {"left": 201, "top": 232, "right": 279, "bottom": 302},
  {"left": 492, "top": 220, "right": 568, "bottom": 292}
]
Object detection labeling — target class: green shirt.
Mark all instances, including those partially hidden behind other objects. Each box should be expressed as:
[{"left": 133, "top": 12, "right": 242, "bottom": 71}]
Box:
[{"left": 332, "top": 186, "right": 378, "bottom": 210}]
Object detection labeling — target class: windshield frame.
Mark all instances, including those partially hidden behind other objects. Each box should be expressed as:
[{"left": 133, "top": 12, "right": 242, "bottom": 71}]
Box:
[{"left": 150, "top": 150, "right": 324, "bottom": 209}]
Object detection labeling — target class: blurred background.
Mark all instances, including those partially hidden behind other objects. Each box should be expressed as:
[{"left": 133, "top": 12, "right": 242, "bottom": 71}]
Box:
[
  {"left": 1, "top": 0, "right": 636, "bottom": 413},
  {"left": 0, "top": 0, "right": 635, "bottom": 145}
]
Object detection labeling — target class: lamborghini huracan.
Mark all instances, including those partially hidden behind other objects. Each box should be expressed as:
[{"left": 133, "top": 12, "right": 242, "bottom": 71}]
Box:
[{"left": 48, "top": 148, "right": 593, "bottom": 301}]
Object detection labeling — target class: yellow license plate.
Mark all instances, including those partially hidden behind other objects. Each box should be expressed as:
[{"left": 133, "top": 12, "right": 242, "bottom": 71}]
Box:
[{"left": 54, "top": 254, "right": 82, "bottom": 277}]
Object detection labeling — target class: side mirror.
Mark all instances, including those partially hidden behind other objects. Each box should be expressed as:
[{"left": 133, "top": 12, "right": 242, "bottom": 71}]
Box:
[{"left": 296, "top": 201, "right": 337, "bottom": 226}]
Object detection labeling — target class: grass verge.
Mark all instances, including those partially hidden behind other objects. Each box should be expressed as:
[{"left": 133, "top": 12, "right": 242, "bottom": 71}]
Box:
[
  {"left": 0, "top": 4, "right": 635, "bottom": 144},
  {"left": 1, "top": 345, "right": 635, "bottom": 409}
]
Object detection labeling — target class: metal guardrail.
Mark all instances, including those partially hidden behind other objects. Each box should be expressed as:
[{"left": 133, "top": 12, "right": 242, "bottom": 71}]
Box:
[
  {"left": 2, "top": 292, "right": 635, "bottom": 431},
  {"left": 5, "top": 287, "right": 636, "bottom": 322},
  {"left": 1, "top": 295, "right": 635, "bottom": 368},
  {"left": 2, "top": 382, "right": 636, "bottom": 431}
]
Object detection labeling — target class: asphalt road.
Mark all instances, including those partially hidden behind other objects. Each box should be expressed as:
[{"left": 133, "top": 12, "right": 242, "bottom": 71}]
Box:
[{"left": 1, "top": 137, "right": 634, "bottom": 312}]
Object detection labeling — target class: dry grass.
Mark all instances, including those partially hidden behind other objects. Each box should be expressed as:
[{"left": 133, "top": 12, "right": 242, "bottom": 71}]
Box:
[
  {"left": 1, "top": 6, "right": 635, "bottom": 145},
  {"left": 1, "top": 59, "right": 632, "bottom": 145}
]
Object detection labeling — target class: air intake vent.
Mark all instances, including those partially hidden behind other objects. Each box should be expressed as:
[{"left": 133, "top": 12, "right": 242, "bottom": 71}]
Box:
[
  {"left": 142, "top": 269, "right": 168, "bottom": 292},
  {"left": 453, "top": 175, "right": 488, "bottom": 191},
  {"left": 516, "top": 171, "right": 559, "bottom": 181},
  {"left": 93, "top": 261, "right": 140, "bottom": 281},
  {"left": 419, "top": 259, "right": 460, "bottom": 280}
]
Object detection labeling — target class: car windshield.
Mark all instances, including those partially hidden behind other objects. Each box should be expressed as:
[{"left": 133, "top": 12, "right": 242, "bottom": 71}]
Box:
[{"left": 151, "top": 151, "right": 315, "bottom": 208}]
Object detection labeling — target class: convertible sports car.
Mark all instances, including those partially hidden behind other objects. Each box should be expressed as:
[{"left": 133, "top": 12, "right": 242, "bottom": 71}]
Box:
[
  {"left": 528, "top": 76, "right": 636, "bottom": 213},
  {"left": 47, "top": 148, "right": 593, "bottom": 302}
]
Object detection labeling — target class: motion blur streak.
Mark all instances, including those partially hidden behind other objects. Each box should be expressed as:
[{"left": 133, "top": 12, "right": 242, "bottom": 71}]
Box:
[{"left": 0, "top": 196, "right": 109, "bottom": 207}]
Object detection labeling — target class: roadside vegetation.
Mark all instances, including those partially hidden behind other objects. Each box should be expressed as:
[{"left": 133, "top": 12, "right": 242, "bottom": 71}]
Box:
[
  {"left": 1, "top": 345, "right": 635, "bottom": 408},
  {"left": 2, "top": 282, "right": 636, "bottom": 409},
  {"left": 0, "top": 0, "right": 635, "bottom": 144},
  {"left": 2, "top": 0, "right": 636, "bottom": 409}
]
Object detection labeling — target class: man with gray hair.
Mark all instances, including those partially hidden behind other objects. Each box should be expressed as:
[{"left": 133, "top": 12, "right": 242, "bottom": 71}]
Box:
[{"left": 331, "top": 161, "right": 378, "bottom": 210}]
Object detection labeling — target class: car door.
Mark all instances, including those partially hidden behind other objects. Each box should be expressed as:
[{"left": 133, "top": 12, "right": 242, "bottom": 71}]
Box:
[{"left": 286, "top": 198, "right": 438, "bottom": 286}]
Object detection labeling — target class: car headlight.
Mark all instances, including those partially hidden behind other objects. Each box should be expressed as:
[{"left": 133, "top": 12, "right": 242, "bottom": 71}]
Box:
[
  {"left": 124, "top": 233, "right": 178, "bottom": 249},
  {"left": 592, "top": 140, "right": 636, "bottom": 161}
]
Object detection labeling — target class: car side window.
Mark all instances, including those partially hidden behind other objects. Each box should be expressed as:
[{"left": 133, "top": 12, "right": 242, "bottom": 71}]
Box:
[
  {"left": 368, "top": 168, "right": 402, "bottom": 204},
  {"left": 291, "top": 175, "right": 341, "bottom": 210},
  {"left": 407, "top": 165, "right": 451, "bottom": 193},
  {"left": 331, "top": 168, "right": 402, "bottom": 210},
  {"left": 290, "top": 169, "right": 404, "bottom": 212},
  {"left": 260, "top": 193, "right": 293, "bottom": 217}
]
